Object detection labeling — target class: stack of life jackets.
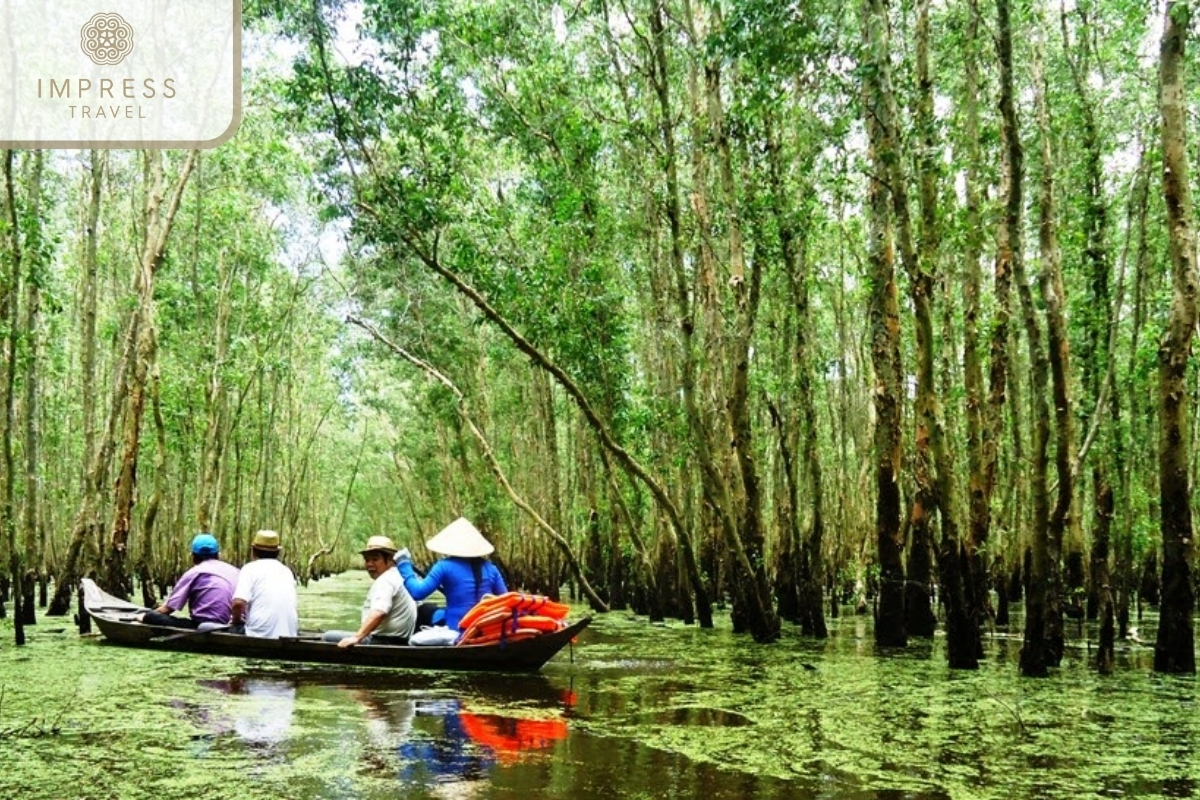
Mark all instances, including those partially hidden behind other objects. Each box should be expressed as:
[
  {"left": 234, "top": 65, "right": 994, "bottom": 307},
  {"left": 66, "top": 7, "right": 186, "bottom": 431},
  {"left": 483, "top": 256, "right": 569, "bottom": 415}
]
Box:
[{"left": 456, "top": 592, "right": 570, "bottom": 646}]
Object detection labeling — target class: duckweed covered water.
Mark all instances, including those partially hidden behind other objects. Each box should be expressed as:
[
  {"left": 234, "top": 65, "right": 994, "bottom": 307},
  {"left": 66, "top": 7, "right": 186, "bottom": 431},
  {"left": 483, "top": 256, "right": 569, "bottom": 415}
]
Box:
[{"left": 1, "top": 573, "right": 1197, "bottom": 799}]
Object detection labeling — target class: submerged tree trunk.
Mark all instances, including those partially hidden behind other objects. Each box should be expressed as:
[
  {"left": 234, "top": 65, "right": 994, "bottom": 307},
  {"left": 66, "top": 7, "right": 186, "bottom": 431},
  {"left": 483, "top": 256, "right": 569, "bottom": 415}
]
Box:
[
  {"left": 961, "top": 0, "right": 994, "bottom": 648},
  {"left": 1153, "top": 0, "right": 1197, "bottom": 674},
  {"left": 681, "top": 1, "right": 777, "bottom": 641},
  {"left": 764, "top": 107, "right": 825, "bottom": 637},
  {"left": 1033, "top": 31, "right": 1070, "bottom": 669},
  {"left": 19, "top": 151, "right": 45, "bottom": 627},
  {"left": 992, "top": 0, "right": 1047, "bottom": 680},
  {"left": 862, "top": 0, "right": 906, "bottom": 648},
  {"left": 910, "top": 0, "right": 975, "bottom": 666},
  {"left": 2, "top": 150, "right": 24, "bottom": 645},
  {"left": 100, "top": 150, "right": 198, "bottom": 596},
  {"left": 48, "top": 153, "right": 104, "bottom": 616}
]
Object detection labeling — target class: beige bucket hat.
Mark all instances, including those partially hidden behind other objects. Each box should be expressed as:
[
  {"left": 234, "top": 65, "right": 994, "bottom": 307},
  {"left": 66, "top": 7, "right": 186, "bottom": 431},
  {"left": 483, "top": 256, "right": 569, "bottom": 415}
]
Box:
[
  {"left": 251, "top": 529, "right": 281, "bottom": 551},
  {"left": 426, "top": 517, "right": 494, "bottom": 558},
  {"left": 359, "top": 535, "right": 399, "bottom": 556}
]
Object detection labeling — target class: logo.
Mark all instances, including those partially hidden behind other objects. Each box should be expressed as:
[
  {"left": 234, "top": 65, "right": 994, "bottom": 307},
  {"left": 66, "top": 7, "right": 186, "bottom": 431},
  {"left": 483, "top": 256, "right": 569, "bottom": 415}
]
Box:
[
  {"left": 1, "top": 0, "right": 241, "bottom": 148},
  {"left": 80, "top": 12, "right": 135, "bottom": 66}
]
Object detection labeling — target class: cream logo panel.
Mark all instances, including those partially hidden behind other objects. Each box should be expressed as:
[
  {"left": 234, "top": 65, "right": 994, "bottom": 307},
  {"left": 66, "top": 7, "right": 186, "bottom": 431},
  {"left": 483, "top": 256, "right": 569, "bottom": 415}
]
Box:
[{"left": 1, "top": 1, "right": 241, "bottom": 148}]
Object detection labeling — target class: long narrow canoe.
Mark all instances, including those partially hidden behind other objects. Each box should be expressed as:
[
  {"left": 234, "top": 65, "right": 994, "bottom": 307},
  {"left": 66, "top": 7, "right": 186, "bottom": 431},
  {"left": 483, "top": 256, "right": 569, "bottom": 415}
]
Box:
[{"left": 81, "top": 579, "right": 590, "bottom": 673}]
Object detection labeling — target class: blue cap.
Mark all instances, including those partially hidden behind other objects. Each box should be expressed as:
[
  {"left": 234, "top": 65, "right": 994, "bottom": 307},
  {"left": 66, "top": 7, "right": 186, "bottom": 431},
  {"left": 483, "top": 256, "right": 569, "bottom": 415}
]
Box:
[{"left": 191, "top": 533, "right": 219, "bottom": 556}]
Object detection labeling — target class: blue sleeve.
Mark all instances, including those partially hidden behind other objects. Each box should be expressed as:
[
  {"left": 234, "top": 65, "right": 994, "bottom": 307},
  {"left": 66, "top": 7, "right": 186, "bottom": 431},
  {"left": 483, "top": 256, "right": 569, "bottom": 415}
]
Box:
[
  {"left": 488, "top": 563, "right": 508, "bottom": 595},
  {"left": 397, "top": 559, "right": 445, "bottom": 602}
]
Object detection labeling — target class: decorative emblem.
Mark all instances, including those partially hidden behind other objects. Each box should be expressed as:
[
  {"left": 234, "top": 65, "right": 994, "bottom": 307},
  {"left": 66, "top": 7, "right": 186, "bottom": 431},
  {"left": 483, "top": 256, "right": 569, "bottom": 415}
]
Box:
[{"left": 80, "top": 12, "right": 134, "bottom": 66}]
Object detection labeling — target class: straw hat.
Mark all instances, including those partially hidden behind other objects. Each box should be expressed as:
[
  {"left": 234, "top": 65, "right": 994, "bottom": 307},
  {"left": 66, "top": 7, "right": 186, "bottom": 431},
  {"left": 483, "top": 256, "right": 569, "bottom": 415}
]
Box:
[
  {"left": 359, "top": 535, "right": 399, "bottom": 556},
  {"left": 426, "top": 517, "right": 494, "bottom": 558},
  {"left": 251, "top": 529, "right": 281, "bottom": 551}
]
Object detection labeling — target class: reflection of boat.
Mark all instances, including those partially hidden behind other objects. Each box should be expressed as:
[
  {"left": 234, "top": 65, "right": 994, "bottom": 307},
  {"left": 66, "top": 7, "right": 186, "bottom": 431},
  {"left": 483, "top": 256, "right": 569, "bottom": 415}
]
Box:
[
  {"left": 82, "top": 579, "right": 591, "bottom": 673},
  {"left": 200, "top": 677, "right": 297, "bottom": 746},
  {"left": 458, "top": 713, "right": 568, "bottom": 762},
  {"left": 399, "top": 699, "right": 496, "bottom": 788}
]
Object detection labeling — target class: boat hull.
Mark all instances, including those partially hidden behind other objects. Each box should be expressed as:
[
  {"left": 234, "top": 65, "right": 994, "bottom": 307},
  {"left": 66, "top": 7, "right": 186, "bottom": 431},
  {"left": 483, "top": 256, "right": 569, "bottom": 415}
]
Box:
[{"left": 81, "top": 578, "right": 589, "bottom": 673}]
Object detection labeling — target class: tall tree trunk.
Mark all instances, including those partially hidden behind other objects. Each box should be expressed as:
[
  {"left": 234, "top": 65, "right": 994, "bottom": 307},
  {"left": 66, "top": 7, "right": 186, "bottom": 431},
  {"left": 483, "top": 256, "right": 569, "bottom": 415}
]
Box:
[
  {"left": 862, "top": 0, "right": 906, "bottom": 648},
  {"left": 1061, "top": 3, "right": 1117, "bottom": 670},
  {"left": 899, "top": 0, "right": 938, "bottom": 642},
  {"left": 197, "top": 255, "right": 234, "bottom": 531},
  {"left": 695, "top": 3, "right": 778, "bottom": 642},
  {"left": 912, "top": 0, "right": 976, "bottom": 666},
  {"left": 137, "top": 367, "right": 168, "bottom": 609},
  {"left": 1033, "top": 32, "right": 1071, "bottom": 669},
  {"left": 19, "top": 151, "right": 45, "bottom": 627},
  {"left": 961, "top": 0, "right": 994, "bottom": 640},
  {"left": 1117, "top": 140, "right": 1151, "bottom": 640},
  {"left": 1153, "top": 0, "right": 1197, "bottom": 674},
  {"left": 47, "top": 154, "right": 104, "bottom": 616},
  {"left": 765, "top": 111, "right": 826, "bottom": 638},
  {"left": 992, "top": 0, "right": 1048, "bottom": 680},
  {"left": 2, "top": 151, "right": 24, "bottom": 644},
  {"left": 100, "top": 149, "right": 198, "bottom": 596},
  {"left": 81, "top": 153, "right": 103, "bottom": 501}
]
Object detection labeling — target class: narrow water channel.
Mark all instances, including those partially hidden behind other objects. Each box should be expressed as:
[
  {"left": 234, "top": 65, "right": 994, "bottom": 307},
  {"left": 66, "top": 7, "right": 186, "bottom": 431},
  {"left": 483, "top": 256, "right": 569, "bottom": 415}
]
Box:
[{"left": 2, "top": 573, "right": 1197, "bottom": 799}]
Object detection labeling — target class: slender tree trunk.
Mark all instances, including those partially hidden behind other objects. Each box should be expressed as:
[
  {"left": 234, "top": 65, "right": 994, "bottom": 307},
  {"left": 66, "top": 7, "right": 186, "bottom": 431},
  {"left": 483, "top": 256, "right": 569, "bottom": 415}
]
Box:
[
  {"left": 862, "top": 0, "right": 906, "bottom": 648},
  {"left": 992, "top": 0, "right": 1047, "bottom": 679},
  {"left": 695, "top": 3, "right": 778, "bottom": 642},
  {"left": 19, "top": 151, "right": 44, "bottom": 627},
  {"left": 47, "top": 154, "right": 105, "bottom": 616},
  {"left": 909, "top": 0, "right": 976, "bottom": 665},
  {"left": 137, "top": 345, "right": 168, "bottom": 608},
  {"left": 961, "top": 0, "right": 994, "bottom": 640},
  {"left": 1154, "top": 0, "right": 1197, "bottom": 674},
  {"left": 1117, "top": 141, "right": 1151, "bottom": 640},
  {"left": 101, "top": 150, "right": 198, "bottom": 595},
  {"left": 1094, "top": 479, "right": 1115, "bottom": 673},
  {"left": 2, "top": 150, "right": 24, "bottom": 644},
  {"left": 1060, "top": 4, "right": 1117, "bottom": 670},
  {"left": 765, "top": 111, "right": 826, "bottom": 638},
  {"left": 81, "top": 152, "right": 102, "bottom": 500},
  {"left": 197, "top": 256, "right": 234, "bottom": 530},
  {"left": 898, "top": 0, "right": 939, "bottom": 642},
  {"left": 1033, "top": 31, "right": 1071, "bottom": 668}
]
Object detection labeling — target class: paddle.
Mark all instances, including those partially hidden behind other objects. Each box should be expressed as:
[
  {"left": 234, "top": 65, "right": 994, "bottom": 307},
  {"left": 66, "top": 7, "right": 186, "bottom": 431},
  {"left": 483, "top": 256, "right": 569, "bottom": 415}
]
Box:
[{"left": 150, "top": 621, "right": 231, "bottom": 643}]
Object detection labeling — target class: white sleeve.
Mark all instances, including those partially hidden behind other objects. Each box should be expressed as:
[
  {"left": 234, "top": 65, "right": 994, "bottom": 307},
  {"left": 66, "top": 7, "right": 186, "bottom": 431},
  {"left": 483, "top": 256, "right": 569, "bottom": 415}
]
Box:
[
  {"left": 366, "top": 576, "right": 393, "bottom": 615},
  {"left": 233, "top": 567, "right": 252, "bottom": 602}
]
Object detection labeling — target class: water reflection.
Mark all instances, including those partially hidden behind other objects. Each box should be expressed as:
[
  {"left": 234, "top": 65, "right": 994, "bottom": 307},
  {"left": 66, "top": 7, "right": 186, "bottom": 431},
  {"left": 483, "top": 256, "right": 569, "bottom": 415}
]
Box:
[
  {"left": 351, "top": 686, "right": 572, "bottom": 790},
  {"left": 392, "top": 698, "right": 495, "bottom": 793},
  {"left": 198, "top": 677, "right": 297, "bottom": 750},
  {"left": 193, "top": 670, "right": 574, "bottom": 795}
]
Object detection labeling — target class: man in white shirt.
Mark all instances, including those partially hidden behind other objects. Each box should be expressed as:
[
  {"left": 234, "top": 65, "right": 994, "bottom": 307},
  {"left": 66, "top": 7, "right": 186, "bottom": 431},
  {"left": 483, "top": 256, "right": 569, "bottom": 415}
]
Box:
[
  {"left": 231, "top": 529, "right": 298, "bottom": 638},
  {"left": 327, "top": 535, "right": 417, "bottom": 647}
]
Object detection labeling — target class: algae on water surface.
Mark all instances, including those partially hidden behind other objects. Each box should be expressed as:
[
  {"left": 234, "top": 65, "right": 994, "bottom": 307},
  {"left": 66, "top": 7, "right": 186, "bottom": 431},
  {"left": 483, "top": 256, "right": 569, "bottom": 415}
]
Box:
[{"left": 2, "top": 575, "right": 1198, "bottom": 800}]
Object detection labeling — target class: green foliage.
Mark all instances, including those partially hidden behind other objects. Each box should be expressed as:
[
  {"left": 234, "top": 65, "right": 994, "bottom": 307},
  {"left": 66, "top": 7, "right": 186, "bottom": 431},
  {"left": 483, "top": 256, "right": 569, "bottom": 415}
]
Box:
[{"left": 6, "top": 0, "right": 1174, "bottom": 622}]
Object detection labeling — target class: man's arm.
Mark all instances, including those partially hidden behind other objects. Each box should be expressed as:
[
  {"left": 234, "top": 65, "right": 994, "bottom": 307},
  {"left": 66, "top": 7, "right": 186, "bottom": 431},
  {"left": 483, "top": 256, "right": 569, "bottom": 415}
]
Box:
[
  {"left": 339, "top": 610, "right": 386, "bottom": 648},
  {"left": 231, "top": 599, "right": 247, "bottom": 626},
  {"left": 157, "top": 569, "right": 197, "bottom": 615}
]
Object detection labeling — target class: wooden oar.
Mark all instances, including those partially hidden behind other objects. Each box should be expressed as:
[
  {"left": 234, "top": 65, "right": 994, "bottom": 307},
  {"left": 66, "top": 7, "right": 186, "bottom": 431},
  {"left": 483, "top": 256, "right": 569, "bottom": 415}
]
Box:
[{"left": 150, "top": 622, "right": 231, "bottom": 643}]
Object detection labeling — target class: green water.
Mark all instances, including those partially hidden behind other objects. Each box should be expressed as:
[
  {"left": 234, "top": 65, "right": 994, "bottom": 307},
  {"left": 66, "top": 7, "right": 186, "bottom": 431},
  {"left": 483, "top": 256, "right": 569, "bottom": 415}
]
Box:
[{"left": 1, "top": 574, "right": 1197, "bottom": 799}]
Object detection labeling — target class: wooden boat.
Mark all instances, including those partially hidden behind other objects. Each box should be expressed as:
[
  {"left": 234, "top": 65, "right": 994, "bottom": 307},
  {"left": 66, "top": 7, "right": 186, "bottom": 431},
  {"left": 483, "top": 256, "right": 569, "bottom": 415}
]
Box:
[{"left": 81, "top": 578, "right": 591, "bottom": 673}]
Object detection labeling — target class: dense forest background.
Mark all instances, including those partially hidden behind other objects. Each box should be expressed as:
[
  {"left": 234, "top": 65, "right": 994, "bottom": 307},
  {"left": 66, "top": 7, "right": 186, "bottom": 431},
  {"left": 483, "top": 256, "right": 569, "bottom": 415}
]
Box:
[{"left": 2, "top": 0, "right": 1199, "bottom": 675}]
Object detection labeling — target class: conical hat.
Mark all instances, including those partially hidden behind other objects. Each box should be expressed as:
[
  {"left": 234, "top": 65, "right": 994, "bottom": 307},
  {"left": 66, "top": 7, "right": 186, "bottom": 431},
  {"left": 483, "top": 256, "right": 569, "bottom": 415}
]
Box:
[{"left": 426, "top": 517, "right": 494, "bottom": 558}]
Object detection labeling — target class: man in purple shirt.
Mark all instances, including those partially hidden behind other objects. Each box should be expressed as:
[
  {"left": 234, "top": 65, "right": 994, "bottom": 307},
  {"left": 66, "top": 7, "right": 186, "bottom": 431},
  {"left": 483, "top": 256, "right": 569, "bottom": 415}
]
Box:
[{"left": 140, "top": 533, "right": 240, "bottom": 629}]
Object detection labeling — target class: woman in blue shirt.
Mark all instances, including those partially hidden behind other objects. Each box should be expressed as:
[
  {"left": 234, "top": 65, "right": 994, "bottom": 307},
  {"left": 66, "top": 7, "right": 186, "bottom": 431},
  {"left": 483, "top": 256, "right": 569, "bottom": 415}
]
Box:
[{"left": 397, "top": 517, "right": 508, "bottom": 631}]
